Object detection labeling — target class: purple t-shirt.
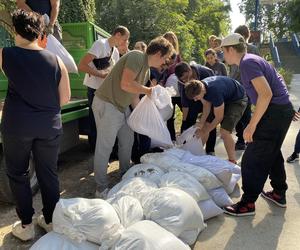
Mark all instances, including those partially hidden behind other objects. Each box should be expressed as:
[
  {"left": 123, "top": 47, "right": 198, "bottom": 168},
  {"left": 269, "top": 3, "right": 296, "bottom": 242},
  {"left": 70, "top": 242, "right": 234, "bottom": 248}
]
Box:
[{"left": 240, "top": 54, "right": 290, "bottom": 105}]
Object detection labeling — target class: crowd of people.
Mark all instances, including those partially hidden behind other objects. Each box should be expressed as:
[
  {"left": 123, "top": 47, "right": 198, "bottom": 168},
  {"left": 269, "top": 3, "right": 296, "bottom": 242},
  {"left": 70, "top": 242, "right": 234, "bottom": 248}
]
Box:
[{"left": 0, "top": 0, "right": 299, "bottom": 243}]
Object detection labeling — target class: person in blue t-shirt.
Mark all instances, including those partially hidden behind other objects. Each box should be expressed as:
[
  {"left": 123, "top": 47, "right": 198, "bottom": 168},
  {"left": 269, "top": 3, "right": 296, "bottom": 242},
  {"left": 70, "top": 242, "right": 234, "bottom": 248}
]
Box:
[
  {"left": 221, "top": 33, "right": 295, "bottom": 217},
  {"left": 175, "top": 62, "right": 216, "bottom": 155},
  {"left": 185, "top": 76, "right": 247, "bottom": 163}
]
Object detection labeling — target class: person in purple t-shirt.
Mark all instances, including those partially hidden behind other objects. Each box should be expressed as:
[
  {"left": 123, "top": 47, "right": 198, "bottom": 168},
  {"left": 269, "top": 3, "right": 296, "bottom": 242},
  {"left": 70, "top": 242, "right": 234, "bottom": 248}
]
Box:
[{"left": 221, "top": 33, "right": 295, "bottom": 216}]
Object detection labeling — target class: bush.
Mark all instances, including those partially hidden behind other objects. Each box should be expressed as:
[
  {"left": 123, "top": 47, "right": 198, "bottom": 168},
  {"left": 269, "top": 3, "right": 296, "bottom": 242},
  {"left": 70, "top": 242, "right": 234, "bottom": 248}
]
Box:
[{"left": 277, "top": 67, "right": 293, "bottom": 87}]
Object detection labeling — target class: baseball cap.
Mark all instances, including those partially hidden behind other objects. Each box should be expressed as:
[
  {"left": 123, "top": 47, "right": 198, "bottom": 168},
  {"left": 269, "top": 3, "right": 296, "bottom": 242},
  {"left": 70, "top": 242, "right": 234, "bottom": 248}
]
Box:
[{"left": 221, "top": 33, "right": 245, "bottom": 47}]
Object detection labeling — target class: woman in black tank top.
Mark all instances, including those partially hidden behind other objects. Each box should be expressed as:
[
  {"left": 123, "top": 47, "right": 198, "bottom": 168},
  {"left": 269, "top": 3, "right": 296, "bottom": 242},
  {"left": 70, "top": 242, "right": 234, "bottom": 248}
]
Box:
[{"left": 0, "top": 10, "right": 70, "bottom": 241}]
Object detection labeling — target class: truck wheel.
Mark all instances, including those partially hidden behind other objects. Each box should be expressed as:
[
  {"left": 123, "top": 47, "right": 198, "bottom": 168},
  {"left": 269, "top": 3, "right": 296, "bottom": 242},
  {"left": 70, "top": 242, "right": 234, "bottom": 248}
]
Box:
[{"left": 0, "top": 154, "right": 39, "bottom": 204}]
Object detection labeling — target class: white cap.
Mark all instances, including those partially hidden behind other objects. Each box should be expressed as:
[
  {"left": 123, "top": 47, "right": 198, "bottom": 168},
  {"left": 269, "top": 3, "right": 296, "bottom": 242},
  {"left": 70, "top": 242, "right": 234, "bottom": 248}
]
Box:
[{"left": 221, "top": 33, "right": 245, "bottom": 47}]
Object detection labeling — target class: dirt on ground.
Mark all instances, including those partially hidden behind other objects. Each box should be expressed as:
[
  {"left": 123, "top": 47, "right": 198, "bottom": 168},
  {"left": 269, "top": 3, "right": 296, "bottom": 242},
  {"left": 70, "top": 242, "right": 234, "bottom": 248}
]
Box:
[{"left": 0, "top": 138, "right": 120, "bottom": 250}]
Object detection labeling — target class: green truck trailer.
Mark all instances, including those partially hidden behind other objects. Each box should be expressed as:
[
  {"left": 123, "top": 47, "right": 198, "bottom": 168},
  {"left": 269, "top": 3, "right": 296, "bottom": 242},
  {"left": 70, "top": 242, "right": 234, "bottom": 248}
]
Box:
[{"left": 0, "top": 12, "right": 110, "bottom": 203}]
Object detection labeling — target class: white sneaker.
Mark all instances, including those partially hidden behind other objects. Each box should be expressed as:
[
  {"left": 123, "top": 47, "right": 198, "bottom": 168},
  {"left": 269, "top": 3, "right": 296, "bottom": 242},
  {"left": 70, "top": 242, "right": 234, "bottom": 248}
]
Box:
[
  {"left": 37, "top": 215, "right": 53, "bottom": 232},
  {"left": 95, "top": 188, "right": 109, "bottom": 199},
  {"left": 12, "top": 221, "right": 35, "bottom": 241}
]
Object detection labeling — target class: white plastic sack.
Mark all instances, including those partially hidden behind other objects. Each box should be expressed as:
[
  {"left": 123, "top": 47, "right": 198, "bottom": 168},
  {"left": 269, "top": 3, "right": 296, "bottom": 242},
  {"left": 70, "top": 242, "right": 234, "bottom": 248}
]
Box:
[
  {"left": 127, "top": 96, "right": 172, "bottom": 147},
  {"left": 122, "top": 164, "right": 164, "bottom": 185},
  {"left": 225, "top": 173, "right": 241, "bottom": 194},
  {"left": 151, "top": 85, "right": 174, "bottom": 109},
  {"left": 158, "top": 104, "right": 173, "bottom": 121},
  {"left": 172, "top": 162, "right": 223, "bottom": 190},
  {"left": 165, "top": 73, "right": 180, "bottom": 97},
  {"left": 164, "top": 147, "right": 187, "bottom": 160},
  {"left": 140, "top": 152, "right": 181, "bottom": 172},
  {"left": 52, "top": 198, "right": 120, "bottom": 244},
  {"left": 198, "top": 199, "right": 223, "bottom": 221},
  {"left": 100, "top": 220, "right": 190, "bottom": 250},
  {"left": 181, "top": 153, "right": 236, "bottom": 187},
  {"left": 107, "top": 194, "right": 144, "bottom": 228},
  {"left": 30, "top": 232, "right": 99, "bottom": 250},
  {"left": 208, "top": 187, "right": 234, "bottom": 207},
  {"left": 177, "top": 126, "right": 205, "bottom": 156},
  {"left": 46, "top": 34, "right": 78, "bottom": 73},
  {"left": 143, "top": 187, "right": 206, "bottom": 245},
  {"left": 107, "top": 177, "right": 158, "bottom": 204},
  {"left": 159, "top": 171, "right": 210, "bottom": 202}
]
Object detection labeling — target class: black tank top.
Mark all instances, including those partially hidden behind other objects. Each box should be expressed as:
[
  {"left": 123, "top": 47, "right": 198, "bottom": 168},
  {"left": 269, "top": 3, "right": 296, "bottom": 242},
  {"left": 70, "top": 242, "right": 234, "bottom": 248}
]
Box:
[
  {"left": 26, "top": 0, "right": 51, "bottom": 16},
  {"left": 1, "top": 47, "right": 62, "bottom": 137}
]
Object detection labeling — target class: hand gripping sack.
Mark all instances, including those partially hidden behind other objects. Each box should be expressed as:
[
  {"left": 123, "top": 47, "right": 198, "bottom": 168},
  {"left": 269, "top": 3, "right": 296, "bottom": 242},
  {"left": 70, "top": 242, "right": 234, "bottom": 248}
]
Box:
[
  {"left": 127, "top": 96, "right": 172, "bottom": 147},
  {"left": 52, "top": 198, "right": 120, "bottom": 244},
  {"left": 30, "top": 232, "right": 99, "bottom": 250},
  {"left": 46, "top": 34, "right": 78, "bottom": 73},
  {"left": 100, "top": 220, "right": 191, "bottom": 250},
  {"left": 122, "top": 163, "right": 164, "bottom": 185},
  {"left": 143, "top": 187, "right": 206, "bottom": 245}
]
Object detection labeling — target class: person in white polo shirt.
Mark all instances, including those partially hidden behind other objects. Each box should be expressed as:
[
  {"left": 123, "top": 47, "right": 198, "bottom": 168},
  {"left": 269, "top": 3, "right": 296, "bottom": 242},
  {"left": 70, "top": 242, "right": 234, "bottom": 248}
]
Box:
[{"left": 78, "top": 26, "right": 130, "bottom": 151}]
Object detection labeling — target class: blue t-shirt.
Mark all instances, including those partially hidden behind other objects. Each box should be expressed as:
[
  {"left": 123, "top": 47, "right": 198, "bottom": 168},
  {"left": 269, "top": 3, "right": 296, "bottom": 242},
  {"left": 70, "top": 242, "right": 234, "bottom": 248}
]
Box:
[
  {"left": 240, "top": 53, "right": 290, "bottom": 105},
  {"left": 180, "top": 64, "right": 214, "bottom": 107},
  {"left": 202, "top": 76, "right": 246, "bottom": 107},
  {"left": 26, "top": 0, "right": 52, "bottom": 16},
  {"left": 1, "top": 47, "right": 62, "bottom": 137}
]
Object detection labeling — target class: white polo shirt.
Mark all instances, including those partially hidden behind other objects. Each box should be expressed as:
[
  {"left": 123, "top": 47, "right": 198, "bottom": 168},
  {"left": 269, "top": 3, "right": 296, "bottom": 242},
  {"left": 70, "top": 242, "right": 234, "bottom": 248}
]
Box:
[{"left": 83, "top": 38, "right": 120, "bottom": 90}]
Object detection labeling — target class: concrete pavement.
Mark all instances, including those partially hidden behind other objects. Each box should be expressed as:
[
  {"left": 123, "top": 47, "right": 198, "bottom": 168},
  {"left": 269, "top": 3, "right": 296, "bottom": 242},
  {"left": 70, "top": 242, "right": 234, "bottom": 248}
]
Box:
[{"left": 194, "top": 74, "right": 300, "bottom": 250}]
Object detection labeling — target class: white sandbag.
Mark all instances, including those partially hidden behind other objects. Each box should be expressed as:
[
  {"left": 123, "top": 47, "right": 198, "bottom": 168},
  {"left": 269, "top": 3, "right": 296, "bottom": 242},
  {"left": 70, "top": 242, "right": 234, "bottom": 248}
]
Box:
[
  {"left": 225, "top": 173, "right": 241, "bottom": 194},
  {"left": 127, "top": 96, "right": 172, "bottom": 147},
  {"left": 172, "top": 162, "right": 223, "bottom": 190},
  {"left": 107, "top": 194, "right": 144, "bottom": 228},
  {"left": 52, "top": 198, "right": 120, "bottom": 244},
  {"left": 143, "top": 187, "right": 206, "bottom": 245},
  {"left": 140, "top": 152, "right": 181, "bottom": 172},
  {"left": 181, "top": 153, "right": 235, "bottom": 187},
  {"left": 177, "top": 126, "right": 205, "bottom": 156},
  {"left": 163, "top": 147, "right": 187, "bottom": 160},
  {"left": 208, "top": 187, "right": 234, "bottom": 207},
  {"left": 165, "top": 73, "right": 180, "bottom": 97},
  {"left": 30, "top": 231, "right": 99, "bottom": 250},
  {"left": 122, "top": 164, "right": 164, "bottom": 185},
  {"left": 159, "top": 171, "right": 210, "bottom": 202},
  {"left": 100, "top": 220, "right": 190, "bottom": 250},
  {"left": 151, "top": 85, "right": 174, "bottom": 109},
  {"left": 198, "top": 199, "right": 223, "bottom": 220},
  {"left": 107, "top": 177, "right": 158, "bottom": 204},
  {"left": 46, "top": 34, "right": 78, "bottom": 73},
  {"left": 158, "top": 104, "right": 173, "bottom": 121}
]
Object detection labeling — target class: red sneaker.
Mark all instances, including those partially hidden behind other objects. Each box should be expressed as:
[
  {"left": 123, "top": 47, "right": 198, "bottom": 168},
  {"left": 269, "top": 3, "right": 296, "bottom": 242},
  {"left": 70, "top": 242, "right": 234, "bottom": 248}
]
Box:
[{"left": 223, "top": 201, "right": 255, "bottom": 216}]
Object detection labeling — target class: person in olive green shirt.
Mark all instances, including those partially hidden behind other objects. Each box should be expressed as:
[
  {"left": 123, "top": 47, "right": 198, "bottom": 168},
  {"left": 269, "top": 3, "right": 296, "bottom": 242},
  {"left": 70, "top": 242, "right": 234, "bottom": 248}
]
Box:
[{"left": 92, "top": 36, "right": 173, "bottom": 198}]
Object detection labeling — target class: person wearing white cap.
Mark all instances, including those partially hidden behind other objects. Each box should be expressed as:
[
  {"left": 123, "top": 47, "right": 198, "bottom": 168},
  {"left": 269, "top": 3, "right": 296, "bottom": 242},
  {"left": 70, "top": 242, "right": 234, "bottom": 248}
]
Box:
[{"left": 221, "top": 33, "right": 296, "bottom": 216}]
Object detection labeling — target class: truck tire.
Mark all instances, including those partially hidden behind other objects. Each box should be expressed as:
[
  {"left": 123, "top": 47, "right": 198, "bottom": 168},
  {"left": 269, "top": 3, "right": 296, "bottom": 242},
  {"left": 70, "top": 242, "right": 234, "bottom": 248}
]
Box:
[{"left": 0, "top": 153, "right": 39, "bottom": 204}]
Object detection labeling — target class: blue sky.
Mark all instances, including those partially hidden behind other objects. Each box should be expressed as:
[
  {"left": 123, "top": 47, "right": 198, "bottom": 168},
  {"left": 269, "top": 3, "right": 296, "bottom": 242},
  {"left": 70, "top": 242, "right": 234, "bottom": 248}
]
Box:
[{"left": 229, "top": 0, "right": 246, "bottom": 32}]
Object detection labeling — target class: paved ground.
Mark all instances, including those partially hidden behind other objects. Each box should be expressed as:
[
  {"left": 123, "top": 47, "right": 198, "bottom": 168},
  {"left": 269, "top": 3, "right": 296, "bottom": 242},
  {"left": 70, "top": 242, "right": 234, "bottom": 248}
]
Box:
[{"left": 0, "top": 75, "right": 299, "bottom": 250}]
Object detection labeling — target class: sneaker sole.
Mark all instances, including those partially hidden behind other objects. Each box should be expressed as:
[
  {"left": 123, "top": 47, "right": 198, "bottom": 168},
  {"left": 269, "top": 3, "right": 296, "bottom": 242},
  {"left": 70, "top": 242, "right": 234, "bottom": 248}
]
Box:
[
  {"left": 261, "top": 193, "right": 287, "bottom": 208},
  {"left": 223, "top": 209, "right": 255, "bottom": 217},
  {"left": 286, "top": 159, "right": 299, "bottom": 163}
]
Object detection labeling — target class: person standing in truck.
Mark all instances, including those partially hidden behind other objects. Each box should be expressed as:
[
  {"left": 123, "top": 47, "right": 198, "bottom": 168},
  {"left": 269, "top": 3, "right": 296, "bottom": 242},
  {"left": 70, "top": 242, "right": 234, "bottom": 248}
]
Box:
[
  {"left": 78, "top": 26, "right": 130, "bottom": 151},
  {"left": 16, "top": 0, "right": 62, "bottom": 42},
  {"left": 0, "top": 10, "right": 70, "bottom": 240}
]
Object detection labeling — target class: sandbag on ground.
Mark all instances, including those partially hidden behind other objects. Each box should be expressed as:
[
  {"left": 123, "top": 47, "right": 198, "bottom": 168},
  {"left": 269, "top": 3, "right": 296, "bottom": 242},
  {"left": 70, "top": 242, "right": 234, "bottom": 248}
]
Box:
[
  {"left": 143, "top": 187, "right": 206, "bottom": 245},
  {"left": 52, "top": 198, "right": 120, "bottom": 244},
  {"left": 198, "top": 199, "right": 224, "bottom": 220}
]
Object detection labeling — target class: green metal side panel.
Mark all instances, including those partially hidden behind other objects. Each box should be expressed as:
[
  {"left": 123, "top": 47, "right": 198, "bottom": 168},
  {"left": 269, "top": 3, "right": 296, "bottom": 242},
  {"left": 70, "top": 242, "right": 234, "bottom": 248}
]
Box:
[{"left": 62, "top": 107, "right": 89, "bottom": 123}]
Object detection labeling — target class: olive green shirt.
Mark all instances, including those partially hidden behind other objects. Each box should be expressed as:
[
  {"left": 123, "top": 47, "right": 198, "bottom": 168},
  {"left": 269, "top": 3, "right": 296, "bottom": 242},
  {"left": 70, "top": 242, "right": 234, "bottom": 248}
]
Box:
[{"left": 95, "top": 51, "right": 150, "bottom": 112}]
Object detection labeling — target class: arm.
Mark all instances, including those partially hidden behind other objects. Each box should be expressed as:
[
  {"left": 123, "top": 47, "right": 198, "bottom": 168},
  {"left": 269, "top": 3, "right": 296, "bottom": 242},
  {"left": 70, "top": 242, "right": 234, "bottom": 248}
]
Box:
[
  {"left": 78, "top": 53, "right": 109, "bottom": 78},
  {"left": 197, "top": 99, "right": 212, "bottom": 129},
  {"left": 205, "top": 103, "right": 224, "bottom": 133},
  {"left": 182, "top": 107, "right": 189, "bottom": 121},
  {"left": 57, "top": 56, "right": 71, "bottom": 106},
  {"left": 243, "top": 76, "right": 272, "bottom": 142},
  {"left": 16, "top": 0, "right": 32, "bottom": 11},
  {"left": 49, "top": 0, "right": 60, "bottom": 26},
  {"left": 120, "top": 68, "right": 151, "bottom": 96}
]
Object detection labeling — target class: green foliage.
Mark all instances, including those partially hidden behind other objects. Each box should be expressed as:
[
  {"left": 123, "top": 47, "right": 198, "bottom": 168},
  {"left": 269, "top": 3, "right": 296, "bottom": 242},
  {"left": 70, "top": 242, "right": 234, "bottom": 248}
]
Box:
[
  {"left": 240, "top": 0, "right": 300, "bottom": 39},
  {"left": 0, "top": 0, "right": 16, "bottom": 12},
  {"left": 95, "top": 0, "right": 230, "bottom": 63},
  {"left": 59, "top": 0, "right": 96, "bottom": 23},
  {"left": 278, "top": 67, "right": 293, "bottom": 87}
]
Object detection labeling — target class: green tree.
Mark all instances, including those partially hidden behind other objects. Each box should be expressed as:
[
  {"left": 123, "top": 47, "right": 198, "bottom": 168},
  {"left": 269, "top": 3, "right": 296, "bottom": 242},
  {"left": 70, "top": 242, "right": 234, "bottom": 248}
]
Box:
[{"left": 287, "top": 0, "right": 300, "bottom": 33}]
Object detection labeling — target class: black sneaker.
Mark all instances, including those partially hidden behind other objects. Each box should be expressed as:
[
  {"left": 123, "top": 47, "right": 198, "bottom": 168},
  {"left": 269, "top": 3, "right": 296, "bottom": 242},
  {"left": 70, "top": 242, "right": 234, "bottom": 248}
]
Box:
[
  {"left": 286, "top": 152, "right": 299, "bottom": 163},
  {"left": 223, "top": 201, "right": 255, "bottom": 216},
  {"left": 261, "top": 190, "right": 286, "bottom": 208},
  {"left": 235, "top": 142, "right": 246, "bottom": 151}
]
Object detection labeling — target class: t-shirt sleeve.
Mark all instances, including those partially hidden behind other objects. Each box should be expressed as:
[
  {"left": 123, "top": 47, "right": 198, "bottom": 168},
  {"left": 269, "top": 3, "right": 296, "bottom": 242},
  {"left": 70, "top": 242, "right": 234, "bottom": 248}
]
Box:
[
  {"left": 124, "top": 53, "right": 143, "bottom": 74},
  {"left": 240, "top": 59, "right": 264, "bottom": 82},
  {"left": 88, "top": 40, "right": 105, "bottom": 58}
]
